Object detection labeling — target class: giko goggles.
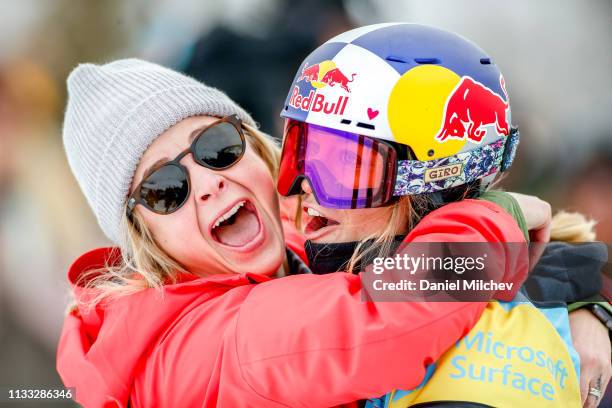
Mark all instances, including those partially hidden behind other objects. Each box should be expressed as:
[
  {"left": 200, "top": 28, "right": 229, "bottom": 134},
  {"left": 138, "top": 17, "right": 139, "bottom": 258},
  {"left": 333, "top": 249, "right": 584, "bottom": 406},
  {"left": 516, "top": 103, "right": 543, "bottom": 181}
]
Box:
[{"left": 277, "top": 119, "right": 518, "bottom": 209}]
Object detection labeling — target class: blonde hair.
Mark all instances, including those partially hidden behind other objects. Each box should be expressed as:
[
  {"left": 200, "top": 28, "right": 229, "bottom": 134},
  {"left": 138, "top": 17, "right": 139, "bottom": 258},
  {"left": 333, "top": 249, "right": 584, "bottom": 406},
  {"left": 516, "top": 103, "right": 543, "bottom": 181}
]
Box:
[
  {"left": 295, "top": 194, "right": 433, "bottom": 274},
  {"left": 550, "top": 211, "right": 597, "bottom": 242},
  {"left": 342, "top": 196, "right": 411, "bottom": 273},
  {"left": 341, "top": 198, "right": 598, "bottom": 275},
  {"left": 68, "top": 123, "right": 280, "bottom": 313}
]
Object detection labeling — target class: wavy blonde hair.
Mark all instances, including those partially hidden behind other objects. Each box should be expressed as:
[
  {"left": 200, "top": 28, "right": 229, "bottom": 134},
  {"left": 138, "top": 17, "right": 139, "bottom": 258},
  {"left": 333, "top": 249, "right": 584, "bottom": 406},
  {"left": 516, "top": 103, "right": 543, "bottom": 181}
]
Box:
[
  {"left": 320, "top": 180, "right": 597, "bottom": 273},
  {"left": 344, "top": 196, "right": 416, "bottom": 273},
  {"left": 341, "top": 197, "right": 598, "bottom": 274},
  {"left": 550, "top": 211, "right": 597, "bottom": 242},
  {"left": 294, "top": 193, "right": 436, "bottom": 274},
  {"left": 69, "top": 123, "right": 280, "bottom": 313}
]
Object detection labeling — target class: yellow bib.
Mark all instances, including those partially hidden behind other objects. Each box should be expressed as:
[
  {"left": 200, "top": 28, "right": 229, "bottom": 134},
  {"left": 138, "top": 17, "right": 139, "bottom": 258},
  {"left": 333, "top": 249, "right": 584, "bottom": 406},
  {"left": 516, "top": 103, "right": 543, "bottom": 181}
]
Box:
[{"left": 388, "top": 302, "right": 581, "bottom": 408}]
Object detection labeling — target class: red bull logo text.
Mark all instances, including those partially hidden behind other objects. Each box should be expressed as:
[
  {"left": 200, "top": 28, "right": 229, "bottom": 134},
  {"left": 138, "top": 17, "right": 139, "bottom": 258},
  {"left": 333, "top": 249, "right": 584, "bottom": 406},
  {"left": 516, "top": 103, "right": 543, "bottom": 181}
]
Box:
[
  {"left": 289, "top": 86, "right": 349, "bottom": 115},
  {"left": 436, "top": 75, "right": 509, "bottom": 143}
]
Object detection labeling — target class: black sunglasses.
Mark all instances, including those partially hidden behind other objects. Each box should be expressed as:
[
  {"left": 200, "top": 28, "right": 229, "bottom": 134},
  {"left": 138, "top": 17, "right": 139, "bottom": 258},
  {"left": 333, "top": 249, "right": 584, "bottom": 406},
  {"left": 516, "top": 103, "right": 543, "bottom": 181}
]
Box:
[{"left": 127, "top": 115, "right": 245, "bottom": 217}]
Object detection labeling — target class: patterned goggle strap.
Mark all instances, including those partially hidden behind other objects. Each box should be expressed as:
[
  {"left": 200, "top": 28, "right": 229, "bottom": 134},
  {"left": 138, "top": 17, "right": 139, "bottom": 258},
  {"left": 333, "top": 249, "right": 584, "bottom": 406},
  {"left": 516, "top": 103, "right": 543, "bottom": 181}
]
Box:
[{"left": 393, "top": 128, "right": 520, "bottom": 196}]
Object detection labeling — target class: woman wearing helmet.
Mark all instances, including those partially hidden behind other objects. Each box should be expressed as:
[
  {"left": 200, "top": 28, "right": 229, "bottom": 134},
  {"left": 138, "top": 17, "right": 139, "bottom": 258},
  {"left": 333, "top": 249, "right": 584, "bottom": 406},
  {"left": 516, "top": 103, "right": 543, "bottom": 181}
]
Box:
[
  {"left": 57, "top": 58, "right": 533, "bottom": 407},
  {"left": 278, "top": 23, "right": 609, "bottom": 407}
]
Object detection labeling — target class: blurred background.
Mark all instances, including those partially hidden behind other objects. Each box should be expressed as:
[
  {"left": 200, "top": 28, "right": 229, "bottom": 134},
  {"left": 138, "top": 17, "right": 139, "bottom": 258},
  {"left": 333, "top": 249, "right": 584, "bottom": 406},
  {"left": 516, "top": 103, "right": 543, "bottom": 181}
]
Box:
[{"left": 0, "top": 0, "right": 610, "bottom": 406}]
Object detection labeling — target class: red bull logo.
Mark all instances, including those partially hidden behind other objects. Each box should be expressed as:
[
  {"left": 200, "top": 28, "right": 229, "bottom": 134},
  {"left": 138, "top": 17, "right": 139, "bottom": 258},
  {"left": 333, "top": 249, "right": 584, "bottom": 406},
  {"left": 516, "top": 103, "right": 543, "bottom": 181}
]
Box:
[
  {"left": 288, "top": 86, "right": 349, "bottom": 115},
  {"left": 299, "top": 63, "right": 320, "bottom": 83},
  {"left": 291, "top": 60, "right": 355, "bottom": 115},
  {"left": 436, "top": 75, "right": 509, "bottom": 143},
  {"left": 297, "top": 60, "right": 357, "bottom": 93},
  {"left": 320, "top": 68, "right": 356, "bottom": 92}
]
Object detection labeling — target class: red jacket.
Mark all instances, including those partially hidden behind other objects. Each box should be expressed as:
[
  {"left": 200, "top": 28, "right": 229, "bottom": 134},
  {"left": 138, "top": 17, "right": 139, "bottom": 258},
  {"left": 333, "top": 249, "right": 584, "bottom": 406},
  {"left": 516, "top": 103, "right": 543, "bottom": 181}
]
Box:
[{"left": 56, "top": 199, "right": 527, "bottom": 407}]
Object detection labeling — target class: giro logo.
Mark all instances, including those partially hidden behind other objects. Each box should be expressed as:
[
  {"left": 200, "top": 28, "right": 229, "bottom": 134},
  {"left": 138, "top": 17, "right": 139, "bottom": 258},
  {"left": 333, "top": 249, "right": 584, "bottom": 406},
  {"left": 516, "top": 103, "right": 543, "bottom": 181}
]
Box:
[
  {"left": 424, "top": 163, "right": 463, "bottom": 183},
  {"left": 436, "top": 75, "right": 509, "bottom": 143}
]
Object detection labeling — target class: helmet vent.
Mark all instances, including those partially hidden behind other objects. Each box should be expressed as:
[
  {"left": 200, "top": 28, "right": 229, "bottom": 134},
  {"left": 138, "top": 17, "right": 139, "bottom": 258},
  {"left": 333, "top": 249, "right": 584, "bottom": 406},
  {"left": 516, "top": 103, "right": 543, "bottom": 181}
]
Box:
[
  {"left": 480, "top": 58, "right": 491, "bottom": 64},
  {"left": 340, "top": 119, "right": 352, "bottom": 125},
  {"left": 414, "top": 58, "right": 441, "bottom": 64},
  {"left": 357, "top": 122, "right": 375, "bottom": 130},
  {"left": 386, "top": 55, "right": 407, "bottom": 63}
]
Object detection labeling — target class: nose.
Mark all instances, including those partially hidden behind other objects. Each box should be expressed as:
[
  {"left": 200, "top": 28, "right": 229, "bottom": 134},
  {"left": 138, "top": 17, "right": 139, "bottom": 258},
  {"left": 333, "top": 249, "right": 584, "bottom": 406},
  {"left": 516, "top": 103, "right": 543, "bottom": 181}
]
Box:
[
  {"left": 199, "top": 177, "right": 225, "bottom": 201},
  {"left": 190, "top": 165, "right": 227, "bottom": 203},
  {"left": 300, "top": 178, "right": 313, "bottom": 195}
]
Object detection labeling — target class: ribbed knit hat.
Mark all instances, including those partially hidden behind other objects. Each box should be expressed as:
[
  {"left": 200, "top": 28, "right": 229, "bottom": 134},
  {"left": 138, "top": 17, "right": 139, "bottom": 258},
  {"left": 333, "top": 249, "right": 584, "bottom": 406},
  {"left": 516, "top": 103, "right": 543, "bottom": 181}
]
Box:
[{"left": 63, "top": 58, "right": 256, "bottom": 244}]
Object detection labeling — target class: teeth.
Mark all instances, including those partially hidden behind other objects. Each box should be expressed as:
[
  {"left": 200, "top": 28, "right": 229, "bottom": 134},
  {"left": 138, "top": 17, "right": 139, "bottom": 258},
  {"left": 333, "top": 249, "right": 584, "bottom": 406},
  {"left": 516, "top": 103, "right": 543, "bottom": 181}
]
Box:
[
  {"left": 307, "top": 207, "right": 322, "bottom": 217},
  {"left": 213, "top": 201, "right": 245, "bottom": 229}
]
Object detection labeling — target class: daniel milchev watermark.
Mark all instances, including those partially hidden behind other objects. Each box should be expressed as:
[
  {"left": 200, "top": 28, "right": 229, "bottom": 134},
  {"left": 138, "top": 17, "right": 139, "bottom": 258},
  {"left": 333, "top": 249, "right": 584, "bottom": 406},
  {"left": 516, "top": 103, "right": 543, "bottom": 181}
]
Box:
[
  {"left": 360, "top": 242, "right": 529, "bottom": 302},
  {"left": 370, "top": 252, "right": 508, "bottom": 290}
]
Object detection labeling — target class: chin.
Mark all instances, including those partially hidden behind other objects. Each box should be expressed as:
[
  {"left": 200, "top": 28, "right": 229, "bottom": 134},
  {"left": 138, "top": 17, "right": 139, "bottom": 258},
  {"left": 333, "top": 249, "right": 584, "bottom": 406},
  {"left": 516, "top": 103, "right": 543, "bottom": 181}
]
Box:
[
  {"left": 236, "top": 244, "right": 285, "bottom": 276},
  {"left": 230, "top": 227, "right": 286, "bottom": 274}
]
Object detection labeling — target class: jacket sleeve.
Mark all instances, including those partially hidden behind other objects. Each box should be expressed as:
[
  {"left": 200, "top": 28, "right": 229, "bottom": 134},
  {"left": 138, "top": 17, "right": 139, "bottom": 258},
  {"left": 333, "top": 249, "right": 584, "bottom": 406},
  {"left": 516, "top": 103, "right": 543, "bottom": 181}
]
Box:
[
  {"left": 404, "top": 198, "right": 528, "bottom": 301},
  {"left": 525, "top": 241, "right": 606, "bottom": 303},
  {"left": 230, "top": 199, "right": 529, "bottom": 407}
]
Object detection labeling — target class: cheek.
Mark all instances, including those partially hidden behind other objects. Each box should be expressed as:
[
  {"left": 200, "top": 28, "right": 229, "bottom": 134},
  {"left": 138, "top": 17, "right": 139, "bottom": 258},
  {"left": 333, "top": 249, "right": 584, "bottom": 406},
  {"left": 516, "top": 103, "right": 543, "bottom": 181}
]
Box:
[
  {"left": 139, "top": 207, "right": 209, "bottom": 261},
  {"left": 237, "top": 149, "right": 281, "bottom": 218},
  {"left": 339, "top": 207, "right": 395, "bottom": 240}
]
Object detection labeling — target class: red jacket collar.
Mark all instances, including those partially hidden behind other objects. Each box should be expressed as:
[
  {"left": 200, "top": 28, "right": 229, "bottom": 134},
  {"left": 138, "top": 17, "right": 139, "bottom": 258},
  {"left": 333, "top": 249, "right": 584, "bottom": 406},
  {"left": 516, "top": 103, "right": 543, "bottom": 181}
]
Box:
[
  {"left": 67, "top": 247, "right": 272, "bottom": 290},
  {"left": 60, "top": 247, "right": 275, "bottom": 407}
]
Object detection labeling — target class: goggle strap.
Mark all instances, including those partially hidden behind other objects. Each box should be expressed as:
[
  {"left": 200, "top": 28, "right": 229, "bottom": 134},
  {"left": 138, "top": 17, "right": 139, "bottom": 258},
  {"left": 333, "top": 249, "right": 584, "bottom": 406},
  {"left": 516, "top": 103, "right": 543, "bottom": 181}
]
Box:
[
  {"left": 392, "top": 133, "right": 516, "bottom": 196},
  {"left": 501, "top": 127, "right": 520, "bottom": 173}
]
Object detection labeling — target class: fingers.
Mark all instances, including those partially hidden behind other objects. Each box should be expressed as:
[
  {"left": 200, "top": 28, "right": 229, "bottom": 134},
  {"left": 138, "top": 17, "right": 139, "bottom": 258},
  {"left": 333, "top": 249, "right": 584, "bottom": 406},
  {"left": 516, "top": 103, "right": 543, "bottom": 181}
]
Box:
[
  {"left": 585, "top": 393, "right": 599, "bottom": 408},
  {"left": 528, "top": 199, "right": 551, "bottom": 242},
  {"left": 526, "top": 205, "right": 550, "bottom": 269},
  {"left": 584, "top": 379, "right": 602, "bottom": 408},
  {"left": 507, "top": 192, "right": 552, "bottom": 238},
  {"left": 580, "top": 365, "right": 591, "bottom": 405},
  {"left": 584, "top": 374, "right": 610, "bottom": 408},
  {"left": 529, "top": 215, "right": 551, "bottom": 243},
  {"left": 570, "top": 309, "right": 611, "bottom": 406},
  {"left": 579, "top": 353, "right": 600, "bottom": 406}
]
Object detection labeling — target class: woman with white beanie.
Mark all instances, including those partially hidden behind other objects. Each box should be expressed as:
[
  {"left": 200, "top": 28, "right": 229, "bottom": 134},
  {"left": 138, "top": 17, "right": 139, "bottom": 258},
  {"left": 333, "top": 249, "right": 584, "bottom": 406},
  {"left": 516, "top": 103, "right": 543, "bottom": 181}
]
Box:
[{"left": 57, "top": 59, "right": 529, "bottom": 407}]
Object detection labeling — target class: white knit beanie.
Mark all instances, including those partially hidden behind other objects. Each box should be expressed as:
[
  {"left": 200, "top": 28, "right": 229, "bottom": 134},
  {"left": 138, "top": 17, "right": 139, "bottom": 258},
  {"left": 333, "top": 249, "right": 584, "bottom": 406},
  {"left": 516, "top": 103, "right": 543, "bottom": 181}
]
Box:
[{"left": 63, "top": 58, "right": 256, "bottom": 244}]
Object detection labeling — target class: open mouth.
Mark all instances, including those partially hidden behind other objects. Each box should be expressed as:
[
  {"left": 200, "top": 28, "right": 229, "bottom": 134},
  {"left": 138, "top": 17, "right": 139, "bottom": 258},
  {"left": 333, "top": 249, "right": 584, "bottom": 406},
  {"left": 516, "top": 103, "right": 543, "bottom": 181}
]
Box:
[
  {"left": 303, "top": 207, "right": 339, "bottom": 235},
  {"left": 211, "top": 200, "right": 261, "bottom": 247}
]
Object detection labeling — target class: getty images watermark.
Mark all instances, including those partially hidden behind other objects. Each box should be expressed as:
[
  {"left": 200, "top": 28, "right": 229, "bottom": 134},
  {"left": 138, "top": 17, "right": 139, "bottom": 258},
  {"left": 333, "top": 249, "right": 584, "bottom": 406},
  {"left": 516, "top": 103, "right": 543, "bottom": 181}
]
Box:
[
  {"left": 370, "top": 252, "right": 507, "bottom": 290},
  {"left": 360, "top": 242, "right": 610, "bottom": 302}
]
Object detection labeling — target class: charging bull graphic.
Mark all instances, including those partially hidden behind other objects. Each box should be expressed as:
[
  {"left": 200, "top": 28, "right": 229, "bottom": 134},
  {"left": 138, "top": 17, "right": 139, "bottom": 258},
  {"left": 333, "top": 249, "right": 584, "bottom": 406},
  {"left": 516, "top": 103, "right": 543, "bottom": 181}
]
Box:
[
  {"left": 298, "top": 61, "right": 356, "bottom": 93},
  {"left": 299, "top": 63, "right": 320, "bottom": 83},
  {"left": 436, "top": 75, "right": 509, "bottom": 143},
  {"left": 320, "top": 68, "right": 356, "bottom": 92}
]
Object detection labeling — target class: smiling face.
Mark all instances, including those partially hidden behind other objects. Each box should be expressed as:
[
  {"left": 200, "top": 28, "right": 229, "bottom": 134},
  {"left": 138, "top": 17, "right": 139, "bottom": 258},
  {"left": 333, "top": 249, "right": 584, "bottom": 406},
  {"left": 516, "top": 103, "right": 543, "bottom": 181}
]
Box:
[
  {"left": 130, "top": 115, "right": 286, "bottom": 277},
  {"left": 299, "top": 179, "right": 409, "bottom": 243}
]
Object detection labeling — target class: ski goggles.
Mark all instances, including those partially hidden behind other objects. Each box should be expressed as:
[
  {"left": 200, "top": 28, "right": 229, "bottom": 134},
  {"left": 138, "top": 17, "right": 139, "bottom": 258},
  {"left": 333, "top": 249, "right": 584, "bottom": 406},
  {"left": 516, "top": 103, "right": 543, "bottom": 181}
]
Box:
[
  {"left": 127, "top": 115, "right": 245, "bottom": 216},
  {"left": 277, "top": 119, "right": 519, "bottom": 209}
]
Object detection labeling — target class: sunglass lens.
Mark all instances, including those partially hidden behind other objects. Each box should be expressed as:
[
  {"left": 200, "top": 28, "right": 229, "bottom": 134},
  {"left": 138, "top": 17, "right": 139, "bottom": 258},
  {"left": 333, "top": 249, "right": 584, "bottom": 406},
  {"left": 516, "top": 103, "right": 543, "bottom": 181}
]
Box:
[
  {"left": 195, "top": 122, "right": 244, "bottom": 168},
  {"left": 140, "top": 164, "right": 189, "bottom": 213}
]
